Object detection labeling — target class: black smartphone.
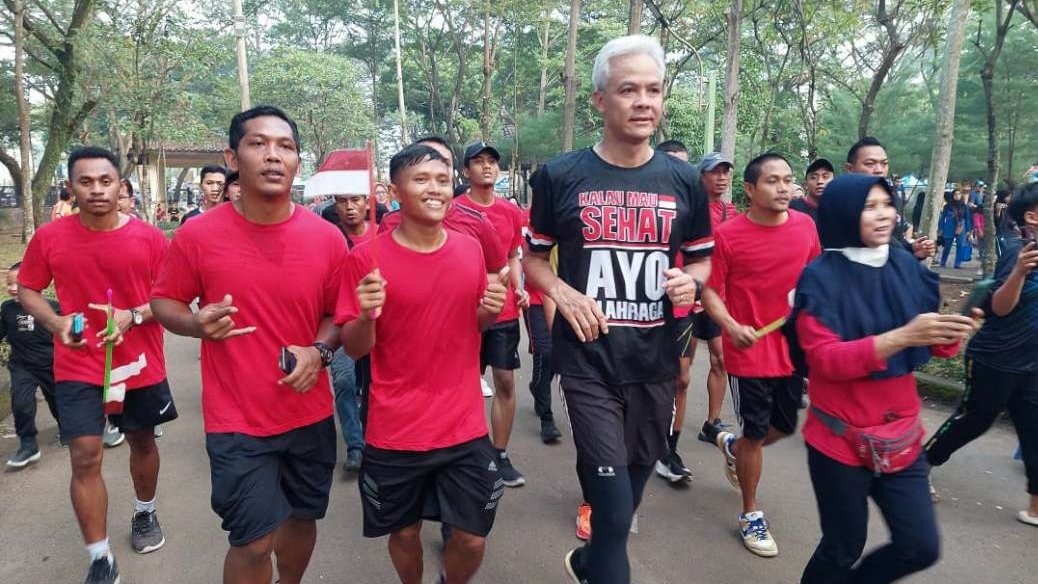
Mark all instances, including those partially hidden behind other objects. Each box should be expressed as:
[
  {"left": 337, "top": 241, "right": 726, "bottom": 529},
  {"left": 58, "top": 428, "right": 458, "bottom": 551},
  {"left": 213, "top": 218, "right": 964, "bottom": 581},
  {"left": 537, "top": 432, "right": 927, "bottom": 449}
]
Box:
[
  {"left": 72, "top": 313, "right": 84, "bottom": 342},
  {"left": 279, "top": 346, "right": 297, "bottom": 375},
  {"left": 960, "top": 279, "right": 995, "bottom": 316}
]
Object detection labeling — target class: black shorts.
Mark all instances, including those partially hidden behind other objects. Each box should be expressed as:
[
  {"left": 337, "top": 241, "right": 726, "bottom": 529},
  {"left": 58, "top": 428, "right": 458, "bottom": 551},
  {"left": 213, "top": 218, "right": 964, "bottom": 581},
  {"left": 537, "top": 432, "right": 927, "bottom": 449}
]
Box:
[
  {"left": 561, "top": 376, "right": 674, "bottom": 467},
  {"left": 481, "top": 319, "right": 521, "bottom": 371},
  {"left": 206, "top": 417, "right": 337, "bottom": 546},
  {"left": 691, "top": 310, "right": 722, "bottom": 341},
  {"left": 55, "top": 379, "right": 178, "bottom": 440},
  {"left": 729, "top": 376, "right": 800, "bottom": 440},
  {"left": 359, "top": 436, "right": 502, "bottom": 538}
]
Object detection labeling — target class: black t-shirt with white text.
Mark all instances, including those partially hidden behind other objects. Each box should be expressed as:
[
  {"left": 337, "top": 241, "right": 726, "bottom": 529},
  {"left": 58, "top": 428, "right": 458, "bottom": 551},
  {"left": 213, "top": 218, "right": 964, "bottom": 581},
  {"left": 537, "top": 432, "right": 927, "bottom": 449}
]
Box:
[
  {"left": 527, "top": 148, "right": 713, "bottom": 384},
  {"left": 0, "top": 298, "right": 59, "bottom": 370}
]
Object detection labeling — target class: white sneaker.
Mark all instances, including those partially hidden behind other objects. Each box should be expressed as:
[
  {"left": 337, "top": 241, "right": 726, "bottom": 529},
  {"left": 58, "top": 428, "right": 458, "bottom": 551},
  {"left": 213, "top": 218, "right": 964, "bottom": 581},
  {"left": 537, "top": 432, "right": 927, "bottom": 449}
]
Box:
[
  {"left": 739, "top": 510, "right": 778, "bottom": 557},
  {"left": 1017, "top": 510, "right": 1038, "bottom": 527},
  {"left": 480, "top": 377, "right": 494, "bottom": 398},
  {"left": 102, "top": 422, "right": 125, "bottom": 448}
]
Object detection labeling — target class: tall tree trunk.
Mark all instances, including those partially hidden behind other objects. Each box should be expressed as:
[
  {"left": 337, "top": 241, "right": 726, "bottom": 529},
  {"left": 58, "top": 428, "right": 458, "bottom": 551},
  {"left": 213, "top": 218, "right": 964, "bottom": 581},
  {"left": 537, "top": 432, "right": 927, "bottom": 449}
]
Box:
[
  {"left": 562, "top": 0, "right": 581, "bottom": 152},
  {"left": 978, "top": 0, "right": 1018, "bottom": 276},
  {"left": 923, "top": 0, "right": 971, "bottom": 252},
  {"left": 719, "top": 0, "right": 742, "bottom": 199},
  {"left": 28, "top": 0, "right": 99, "bottom": 226},
  {"left": 628, "top": 0, "right": 643, "bottom": 34},
  {"left": 480, "top": 0, "right": 495, "bottom": 141},
  {"left": 537, "top": 18, "right": 550, "bottom": 118},
  {"left": 393, "top": 0, "right": 410, "bottom": 143},
  {"left": 14, "top": 0, "right": 35, "bottom": 240}
]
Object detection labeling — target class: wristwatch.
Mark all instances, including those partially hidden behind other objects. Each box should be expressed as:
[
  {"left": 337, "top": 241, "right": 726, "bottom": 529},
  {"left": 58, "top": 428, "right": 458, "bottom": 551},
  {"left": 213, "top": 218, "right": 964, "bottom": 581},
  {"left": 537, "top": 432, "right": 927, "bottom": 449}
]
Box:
[
  {"left": 312, "top": 341, "right": 334, "bottom": 368},
  {"left": 130, "top": 308, "right": 144, "bottom": 327}
]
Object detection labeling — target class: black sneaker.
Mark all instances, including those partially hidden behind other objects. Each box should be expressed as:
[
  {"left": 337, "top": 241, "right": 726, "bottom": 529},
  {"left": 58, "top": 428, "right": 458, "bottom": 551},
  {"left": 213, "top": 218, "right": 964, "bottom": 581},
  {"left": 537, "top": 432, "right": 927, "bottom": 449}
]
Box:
[
  {"left": 564, "top": 547, "right": 589, "bottom": 584},
  {"left": 131, "top": 510, "right": 165, "bottom": 554},
  {"left": 497, "top": 451, "right": 526, "bottom": 487},
  {"left": 6, "top": 440, "right": 41, "bottom": 468},
  {"left": 671, "top": 450, "right": 692, "bottom": 478},
  {"left": 344, "top": 449, "right": 363, "bottom": 472},
  {"left": 540, "top": 419, "right": 562, "bottom": 444},
  {"left": 654, "top": 452, "right": 691, "bottom": 484},
  {"left": 83, "top": 557, "right": 120, "bottom": 584},
  {"left": 698, "top": 418, "right": 727, "bottom": 444}
]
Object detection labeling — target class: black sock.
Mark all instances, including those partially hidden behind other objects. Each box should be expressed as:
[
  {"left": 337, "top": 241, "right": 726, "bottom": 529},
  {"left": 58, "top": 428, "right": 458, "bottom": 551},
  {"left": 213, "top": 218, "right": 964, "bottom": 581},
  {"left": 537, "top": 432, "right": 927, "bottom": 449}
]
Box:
[{"left": 667, "top": 431, "right": 681, "bottom": 454}]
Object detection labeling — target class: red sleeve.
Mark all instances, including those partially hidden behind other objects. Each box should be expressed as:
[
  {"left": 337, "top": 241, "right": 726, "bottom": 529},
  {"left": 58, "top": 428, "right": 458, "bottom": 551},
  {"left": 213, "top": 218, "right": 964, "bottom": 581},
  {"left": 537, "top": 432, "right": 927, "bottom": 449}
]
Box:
[
  {"left": 150, "top": 231, "right": 170, "bottom": 285},
  {"left": 334, "top": 252, "right": 373, "bottom": 326},
  {"left": 510, "top": 206, "right": 524, "bottom": 252},
  {"left": 17, "top": 230, "right": 53, "bottom": 292},
  {"left": 151, "top": 233, "right": 201, "bottom": 303},
  {"left": 705, "top": 231, "right": 729, "bottom": 299},
  {"left": 930, "top": 340, "right": 961, "bottom": 358},
  {"left": 378, "top": 211, "right": 399, "bottom": 234},
  {"left": 796, "top": 312, "right": 888, "bottom": 381},
  {"left": 323, "top": 242, "right": 347, "bottom": 315},
  {"left": 479, "top": 218, "right": 508, "bottom": 272}
]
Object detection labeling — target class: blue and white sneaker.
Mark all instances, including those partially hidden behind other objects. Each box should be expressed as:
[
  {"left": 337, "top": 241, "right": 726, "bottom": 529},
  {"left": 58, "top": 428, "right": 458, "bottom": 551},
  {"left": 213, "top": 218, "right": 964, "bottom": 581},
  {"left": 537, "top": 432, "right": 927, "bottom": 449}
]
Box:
[
  {"left": 739, "top": 510, "right": 778, "bottom": 557},
  {"left": 715, "top": 431, "right": 739, "bottom": 489}
]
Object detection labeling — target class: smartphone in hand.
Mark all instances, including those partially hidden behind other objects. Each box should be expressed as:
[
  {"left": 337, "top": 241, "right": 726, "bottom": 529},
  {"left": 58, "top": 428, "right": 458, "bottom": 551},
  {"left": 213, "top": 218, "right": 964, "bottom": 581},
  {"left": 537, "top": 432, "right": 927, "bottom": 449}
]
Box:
[
  {"left": 72, "top": 313, "right": 85, "bottom": 342},
  {"left": 960, "top": 279, "right": 995, "bottom": 316},
  {"left": 279, "top": 346, "right": 297, "bottom": 375}
]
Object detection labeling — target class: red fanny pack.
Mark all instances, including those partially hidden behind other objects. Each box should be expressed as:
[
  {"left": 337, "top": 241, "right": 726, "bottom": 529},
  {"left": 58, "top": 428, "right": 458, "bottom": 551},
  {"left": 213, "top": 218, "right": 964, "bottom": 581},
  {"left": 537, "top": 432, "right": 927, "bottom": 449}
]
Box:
[{"left": 811, "top": 406, "right": 923, "bottom": 475}]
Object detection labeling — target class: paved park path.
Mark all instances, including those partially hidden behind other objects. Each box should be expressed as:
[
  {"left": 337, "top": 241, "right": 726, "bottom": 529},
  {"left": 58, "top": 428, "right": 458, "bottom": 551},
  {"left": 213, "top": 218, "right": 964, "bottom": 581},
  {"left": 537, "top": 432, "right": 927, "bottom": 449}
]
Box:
[{"left": 1, "top": 333, "right": 1033, "bottom": 583}]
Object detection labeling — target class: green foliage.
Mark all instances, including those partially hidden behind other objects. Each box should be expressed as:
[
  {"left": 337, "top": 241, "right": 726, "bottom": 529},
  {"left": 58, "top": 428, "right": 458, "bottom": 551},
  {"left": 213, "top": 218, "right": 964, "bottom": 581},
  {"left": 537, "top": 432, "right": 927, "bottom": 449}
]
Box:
[
  {"left": 251, "top": 47, "right": 375, "bottom": 166},
  {"left": 4, "top": 0, "right": 1037, "bottom": 195}
]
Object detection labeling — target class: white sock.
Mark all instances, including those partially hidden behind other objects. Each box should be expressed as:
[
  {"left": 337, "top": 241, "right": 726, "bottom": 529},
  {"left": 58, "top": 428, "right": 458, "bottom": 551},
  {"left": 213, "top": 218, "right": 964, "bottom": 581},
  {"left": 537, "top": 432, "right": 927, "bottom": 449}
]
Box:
[
  {"left": 85, "top": 539, "right": 112, "bottom": 563},
  {"left": 135, "top": 498, "right": 155, "bottom": 513}
]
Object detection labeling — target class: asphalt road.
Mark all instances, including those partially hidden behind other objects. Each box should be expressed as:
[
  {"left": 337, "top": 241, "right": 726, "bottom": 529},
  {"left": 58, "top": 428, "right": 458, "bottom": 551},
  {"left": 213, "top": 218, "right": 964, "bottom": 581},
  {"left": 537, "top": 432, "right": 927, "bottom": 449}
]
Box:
[{"left": 1, "top": 332, "right": 1034, "bottom": 584}]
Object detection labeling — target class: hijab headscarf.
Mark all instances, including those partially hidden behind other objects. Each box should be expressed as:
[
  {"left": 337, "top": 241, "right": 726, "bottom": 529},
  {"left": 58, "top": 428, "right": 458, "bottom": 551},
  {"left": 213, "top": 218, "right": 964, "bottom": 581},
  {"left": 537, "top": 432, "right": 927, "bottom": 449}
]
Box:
[{"left": 786, "top": 174, "right": 940, "bottom": 379}]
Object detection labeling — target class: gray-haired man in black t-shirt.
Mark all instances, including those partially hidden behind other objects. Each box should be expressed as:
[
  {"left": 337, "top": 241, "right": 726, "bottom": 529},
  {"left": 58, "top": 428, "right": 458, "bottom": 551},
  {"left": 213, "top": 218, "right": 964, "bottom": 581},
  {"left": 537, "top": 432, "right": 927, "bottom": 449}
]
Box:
[{"left": 524, "top": 35, "right": 712, "bottom": 584}]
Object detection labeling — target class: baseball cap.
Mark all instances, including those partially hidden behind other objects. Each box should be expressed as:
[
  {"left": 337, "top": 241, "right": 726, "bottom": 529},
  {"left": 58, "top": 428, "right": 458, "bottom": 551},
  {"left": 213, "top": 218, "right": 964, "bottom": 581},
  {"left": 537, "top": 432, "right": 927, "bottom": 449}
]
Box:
[
  {"left": 697, "top": 152, "right": 733, "bottom": 173},
  {"left": 805, "top": 158, "right": 835, "bottom": 176},
  {"left": 463, "top": 142, "right": 501, "bottom": 166}
]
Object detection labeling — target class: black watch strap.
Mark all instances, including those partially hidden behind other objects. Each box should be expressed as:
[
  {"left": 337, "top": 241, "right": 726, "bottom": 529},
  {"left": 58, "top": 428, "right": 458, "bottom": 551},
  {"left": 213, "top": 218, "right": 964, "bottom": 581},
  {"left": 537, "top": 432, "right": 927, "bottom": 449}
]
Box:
[
  {"left": 312, "top": 341, "right": 334, "bottom": 368},
  {"left": 692, "top": 278, "right": 705, "bottom": 302}
]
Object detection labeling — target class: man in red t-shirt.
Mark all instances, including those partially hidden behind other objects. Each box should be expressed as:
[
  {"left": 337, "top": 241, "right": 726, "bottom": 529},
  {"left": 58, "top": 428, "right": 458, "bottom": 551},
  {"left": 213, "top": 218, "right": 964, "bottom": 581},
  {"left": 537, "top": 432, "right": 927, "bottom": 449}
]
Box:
[
  {"left": 456, "top": 141, "right": 530, "bottom": 488},
  {"left": 18, "top": 146, "right": 174, "bottom": 584},
  {"left": 151, "top": 107, "right": 345, "bottom": 584},
  {"left": 338, "top": 144, "right": 507, "bottom": 584},
  {"left": 702, "top": 152, "right": 821, "bottom": 558}
]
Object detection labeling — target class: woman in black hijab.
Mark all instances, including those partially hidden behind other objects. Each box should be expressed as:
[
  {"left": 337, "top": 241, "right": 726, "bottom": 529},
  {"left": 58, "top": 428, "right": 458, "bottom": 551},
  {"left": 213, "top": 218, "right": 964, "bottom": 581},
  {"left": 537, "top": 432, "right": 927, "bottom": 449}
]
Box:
[{"left": 787, "top": 174, "right": 978, "bottom": 584}]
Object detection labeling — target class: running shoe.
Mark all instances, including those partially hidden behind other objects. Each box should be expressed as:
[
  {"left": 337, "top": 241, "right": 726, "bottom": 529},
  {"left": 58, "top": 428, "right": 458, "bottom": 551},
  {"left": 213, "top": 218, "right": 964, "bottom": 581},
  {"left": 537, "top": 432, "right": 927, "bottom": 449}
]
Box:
[
  {"left": 540, "top": 419, "right": 562, "bottom": 444},
  {"left": 716, "top": 431, "right": 740, "bottom": 488},
  {"left": 497, "top": 451, "right": 526, "bottom": 487},
  {"left": 564, "top": 547, "right": 589, "bottom": 583},
  {"left": 102, "top": 423, "right": 125, "bottom": 448},
  {"left": 739, "top": 510, "right": 778, "bottom": 557},
  {"left": 575, "top": 502, "right": 592, "bottom": 541},
  {"left": 697, "top": 418, "right": 729, "bottom": 444},
  {"left": 655, "top": 453, "right": 691, "bottom": 484},
  {"left": 83, "top": 556, "right": 120, "bottom": 584},
  {"left": 130, "top": 510, "right": 165, "bottom": 554},
  {"left": 6, "top": 440, "right": 41, "bottom": 468},
  {"left": 344, "top": 449, "right": 363, "bottom": 472},
  {"left": 671, "top": 449, "right": 692, "bottom": 478},
  {"left": 1017, "top": 510, "right": 1038, "bottom": 527},
  {"left": 480, "top": 377, "right": 494, "bottom": 397}
]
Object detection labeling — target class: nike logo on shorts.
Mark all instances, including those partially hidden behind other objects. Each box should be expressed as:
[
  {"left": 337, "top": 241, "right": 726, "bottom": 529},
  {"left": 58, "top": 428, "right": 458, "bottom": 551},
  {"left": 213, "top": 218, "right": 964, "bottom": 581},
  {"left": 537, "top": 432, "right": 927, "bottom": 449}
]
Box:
[{"left": 159, "top": 401, "right": 172, "bottom": 415}]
